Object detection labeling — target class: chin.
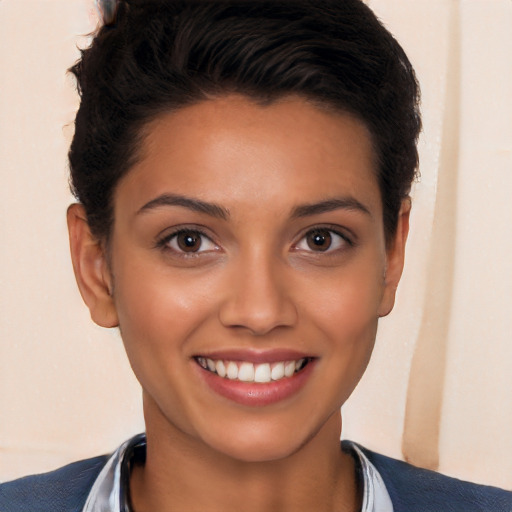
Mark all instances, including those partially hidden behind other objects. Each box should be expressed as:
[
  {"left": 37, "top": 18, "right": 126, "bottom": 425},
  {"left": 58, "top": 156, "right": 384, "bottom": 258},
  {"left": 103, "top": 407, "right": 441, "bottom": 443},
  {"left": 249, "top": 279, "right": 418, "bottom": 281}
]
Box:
[
  {"left": 207, "top": 431, "right": 305, "bottom": 463},
  {"left": 198, "top": 413, "right": 329, "bottom": 464}
]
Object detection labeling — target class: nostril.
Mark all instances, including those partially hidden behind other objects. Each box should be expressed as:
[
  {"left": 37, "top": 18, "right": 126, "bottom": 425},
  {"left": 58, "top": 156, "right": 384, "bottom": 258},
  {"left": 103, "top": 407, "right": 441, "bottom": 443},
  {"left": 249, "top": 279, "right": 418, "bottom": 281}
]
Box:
[
  {"left": 218, "top": 262, "right": 298, "bottom": 334},
  {"left": 219, "top": 298, "right": 298, "bottom": 335}
]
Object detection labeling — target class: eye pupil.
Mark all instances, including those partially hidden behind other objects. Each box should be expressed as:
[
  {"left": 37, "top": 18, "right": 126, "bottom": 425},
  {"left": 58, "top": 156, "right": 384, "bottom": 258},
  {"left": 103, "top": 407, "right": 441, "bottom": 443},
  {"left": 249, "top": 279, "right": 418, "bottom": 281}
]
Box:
[
  {"left": 177, "top": 232, "right": 201, "bottom": 252},
  {"left": 307, "top": 230, "right": 332, "bottom": 251}
]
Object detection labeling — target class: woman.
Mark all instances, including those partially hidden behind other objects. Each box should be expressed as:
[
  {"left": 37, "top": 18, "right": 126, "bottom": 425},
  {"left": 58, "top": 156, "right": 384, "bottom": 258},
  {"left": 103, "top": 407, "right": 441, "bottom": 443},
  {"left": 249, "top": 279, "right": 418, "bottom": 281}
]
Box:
[{"left": 1, "top": 1, "right": 511, "bottom": 510}]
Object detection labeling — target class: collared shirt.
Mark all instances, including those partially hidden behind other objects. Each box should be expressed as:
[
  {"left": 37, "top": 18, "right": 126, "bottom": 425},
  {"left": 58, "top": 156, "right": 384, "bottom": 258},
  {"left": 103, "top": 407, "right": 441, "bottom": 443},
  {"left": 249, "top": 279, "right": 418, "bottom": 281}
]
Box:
[{"left": 83, "top": 434, "right": 393, "bottom": 512}]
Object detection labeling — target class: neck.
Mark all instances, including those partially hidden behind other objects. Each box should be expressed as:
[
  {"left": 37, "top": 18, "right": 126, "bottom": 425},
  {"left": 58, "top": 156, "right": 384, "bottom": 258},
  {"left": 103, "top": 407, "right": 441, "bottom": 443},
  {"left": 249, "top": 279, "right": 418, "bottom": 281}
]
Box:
[{"left": 130, "top": 397, "right": 359, "bottom": 512}]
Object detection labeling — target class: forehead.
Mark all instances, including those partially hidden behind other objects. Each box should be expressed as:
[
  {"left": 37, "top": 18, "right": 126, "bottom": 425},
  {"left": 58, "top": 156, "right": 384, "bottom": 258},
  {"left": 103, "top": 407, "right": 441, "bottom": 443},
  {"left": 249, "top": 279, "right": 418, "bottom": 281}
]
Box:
[{"left": 115, "top": 95, "right": 381, "bottom": 218}]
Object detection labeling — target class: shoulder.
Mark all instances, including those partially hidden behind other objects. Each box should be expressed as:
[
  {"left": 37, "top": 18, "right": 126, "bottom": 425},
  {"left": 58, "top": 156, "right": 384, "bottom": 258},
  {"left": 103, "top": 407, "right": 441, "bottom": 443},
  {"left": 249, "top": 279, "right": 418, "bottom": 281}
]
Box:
[
  {"left": 353, "top": 443, "right": 512, "bottom": 512},
  {"left": 0, "top": 455, "right": 108, "bottom": 512}
]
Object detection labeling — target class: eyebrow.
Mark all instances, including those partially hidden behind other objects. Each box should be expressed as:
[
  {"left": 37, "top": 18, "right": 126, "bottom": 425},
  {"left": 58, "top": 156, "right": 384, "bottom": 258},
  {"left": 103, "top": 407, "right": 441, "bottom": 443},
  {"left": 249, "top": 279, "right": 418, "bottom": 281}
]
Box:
[
  {"left": 137, "top": 193, "right": 370, "bottom": 221},
  {"left": 137, "top": 193, "right": 229, "bottom": 220},
  {"left": 291, "top": 197, "right": 371, "bottom": 218}
]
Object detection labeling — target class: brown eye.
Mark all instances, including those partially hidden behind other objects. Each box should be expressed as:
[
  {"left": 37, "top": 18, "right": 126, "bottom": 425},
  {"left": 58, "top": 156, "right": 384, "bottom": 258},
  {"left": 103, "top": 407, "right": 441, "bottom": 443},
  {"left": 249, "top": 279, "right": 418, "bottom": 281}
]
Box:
[
  {"left": 306, "top": 229, "right": 332, "bottom": 251},
  {"left": 176, "top": 232, "right": 202, "bottom": 252},
  {"left": 295, "top": 227, "right": 351, "bottom": 255},
  {"left": 163, "top": 229, "right": 218, "bottom": 255}
]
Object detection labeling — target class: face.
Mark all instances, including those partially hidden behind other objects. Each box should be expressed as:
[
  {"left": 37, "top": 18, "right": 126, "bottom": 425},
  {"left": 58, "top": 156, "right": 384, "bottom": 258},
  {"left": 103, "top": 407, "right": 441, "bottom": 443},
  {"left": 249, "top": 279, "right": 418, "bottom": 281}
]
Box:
[{"left": 69, "top": 95, "right": 408, "bottom": 463}]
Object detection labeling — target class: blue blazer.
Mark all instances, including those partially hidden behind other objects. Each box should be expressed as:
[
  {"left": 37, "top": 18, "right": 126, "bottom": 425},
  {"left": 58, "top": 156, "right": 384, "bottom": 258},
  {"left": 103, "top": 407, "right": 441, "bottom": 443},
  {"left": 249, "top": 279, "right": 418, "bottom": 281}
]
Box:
[{"left": 1, "top": 444, "right": 511, "bottom": 511}]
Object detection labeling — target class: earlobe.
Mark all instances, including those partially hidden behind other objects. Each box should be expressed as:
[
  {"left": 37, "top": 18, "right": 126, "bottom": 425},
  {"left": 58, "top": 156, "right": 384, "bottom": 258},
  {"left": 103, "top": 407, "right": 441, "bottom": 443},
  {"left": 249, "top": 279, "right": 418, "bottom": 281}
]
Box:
[
  {"left": 378, "top": 198, "right": 411, "bottom": 318},
  {"left": 67, "top": 203, "right": 119, "bottom": 328}
]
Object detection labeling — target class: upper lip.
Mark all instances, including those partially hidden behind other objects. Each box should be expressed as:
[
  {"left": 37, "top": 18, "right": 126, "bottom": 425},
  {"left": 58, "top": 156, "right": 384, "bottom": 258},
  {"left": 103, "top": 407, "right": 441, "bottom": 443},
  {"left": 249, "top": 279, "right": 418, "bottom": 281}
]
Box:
[{"left": 192, "top": 348, "right": 315, "bottom": 364}]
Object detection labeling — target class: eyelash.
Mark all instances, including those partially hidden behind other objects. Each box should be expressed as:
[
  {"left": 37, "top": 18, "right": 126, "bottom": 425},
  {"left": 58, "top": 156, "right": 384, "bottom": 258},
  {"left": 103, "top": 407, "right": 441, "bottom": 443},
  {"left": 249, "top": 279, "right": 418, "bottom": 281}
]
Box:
[
  {"left": 156, "top": 227, "right": 219, "bottom": 256},
  {"left": 155, "top": 225, "right": 354, "bottom": 257},
  {"left": 293, "top": 226, "right": 354, "bottom": 255}
]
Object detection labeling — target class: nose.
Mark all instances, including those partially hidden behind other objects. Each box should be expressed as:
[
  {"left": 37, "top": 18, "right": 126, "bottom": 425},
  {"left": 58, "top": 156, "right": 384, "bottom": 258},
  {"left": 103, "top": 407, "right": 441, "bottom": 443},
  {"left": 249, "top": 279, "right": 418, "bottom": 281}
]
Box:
[{"left": 218, "top": 252, "right": 298, "bottom": 336}]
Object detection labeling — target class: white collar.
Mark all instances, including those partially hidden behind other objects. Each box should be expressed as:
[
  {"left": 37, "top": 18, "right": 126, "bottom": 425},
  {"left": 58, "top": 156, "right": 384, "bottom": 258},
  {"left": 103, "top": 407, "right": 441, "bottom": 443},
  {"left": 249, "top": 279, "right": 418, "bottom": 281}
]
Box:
[{"left": 83, "top": 434, "right": 393, "bottom": 512}]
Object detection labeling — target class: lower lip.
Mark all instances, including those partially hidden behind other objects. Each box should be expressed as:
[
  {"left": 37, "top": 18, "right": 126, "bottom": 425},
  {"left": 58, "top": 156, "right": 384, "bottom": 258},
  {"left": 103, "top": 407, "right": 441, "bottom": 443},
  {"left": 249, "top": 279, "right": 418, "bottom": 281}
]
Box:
[{"left": 196, "top": 360, "right": 316, "bottom": 407}]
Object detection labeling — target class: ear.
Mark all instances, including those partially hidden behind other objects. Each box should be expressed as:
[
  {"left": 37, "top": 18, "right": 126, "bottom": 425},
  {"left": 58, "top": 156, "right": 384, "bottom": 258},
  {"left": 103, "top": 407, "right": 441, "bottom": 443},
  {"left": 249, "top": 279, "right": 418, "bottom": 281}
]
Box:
[
  {"left": 67, "top": 203, "right": 119, "bottom": 328},
  {"left": 378, "top": 198, "right": 411, "bottom": 318}
]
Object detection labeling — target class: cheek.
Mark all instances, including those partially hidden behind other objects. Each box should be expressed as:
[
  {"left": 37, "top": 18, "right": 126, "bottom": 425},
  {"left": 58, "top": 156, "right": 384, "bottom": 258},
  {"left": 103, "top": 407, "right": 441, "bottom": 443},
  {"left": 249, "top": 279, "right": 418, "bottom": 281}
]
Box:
[
  {"left": 111, "top": 254, "right": 220, "bottom": 358},
  {"left": 302, "top": 260, "right": 385, "bottom": 336},
  {"left": 298, "top": 256, "right": 385, "bottom": 389},
  {"left": 312, "top": 280, "right": 382, "bottom": 398},
  {"left": 315, "top": 282, "right": 380, "bottom": 368},
  {"left": 109, "top": 257, "right": 222, "bottom": 428}
]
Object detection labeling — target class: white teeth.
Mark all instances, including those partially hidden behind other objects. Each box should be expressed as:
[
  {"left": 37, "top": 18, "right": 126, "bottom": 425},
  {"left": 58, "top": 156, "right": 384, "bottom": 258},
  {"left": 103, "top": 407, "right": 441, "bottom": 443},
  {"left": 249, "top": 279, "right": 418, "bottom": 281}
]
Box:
[
  {"left": 226, "top": 361, "right": 239, "bottom": 380},
  {"left": 284, "top": 361, "right": 296, "bottom": 377},
  {"left": 238, "top": 362, "right": 255, "bottom": 382},
  {"left": 197, "top": 356, "right": 309, "bottom": 382},
  {"left": 254, "top": 363, "right": 271, "bottom": 383},
  {"left": 271, "top": 362, "right": 285, "bottom": 381},
  {"left": 215, "top": 360, "right": 226, "bottom": 378}
]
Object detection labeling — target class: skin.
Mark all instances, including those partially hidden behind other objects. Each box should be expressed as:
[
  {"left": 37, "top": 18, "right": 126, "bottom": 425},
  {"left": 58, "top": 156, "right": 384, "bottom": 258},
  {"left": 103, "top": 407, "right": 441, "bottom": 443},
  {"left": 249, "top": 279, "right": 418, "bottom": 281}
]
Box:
[{"left": 68, "top": 95, "right": 410, "bottom": 512}]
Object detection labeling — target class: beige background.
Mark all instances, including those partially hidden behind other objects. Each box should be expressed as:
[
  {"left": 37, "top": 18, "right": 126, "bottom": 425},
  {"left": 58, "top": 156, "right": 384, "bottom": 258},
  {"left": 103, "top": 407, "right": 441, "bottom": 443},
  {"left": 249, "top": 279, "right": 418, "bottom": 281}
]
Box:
[{"left": 1, "top": 0, "right": 511, "bottom": 489}]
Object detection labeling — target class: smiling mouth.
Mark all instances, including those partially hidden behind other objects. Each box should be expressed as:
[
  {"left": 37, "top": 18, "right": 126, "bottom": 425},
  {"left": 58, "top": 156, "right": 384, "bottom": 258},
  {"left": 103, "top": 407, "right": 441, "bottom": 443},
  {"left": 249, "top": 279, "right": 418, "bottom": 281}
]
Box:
[{"left": 195, "top": 357, "right": 310, "bottom": 384}]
